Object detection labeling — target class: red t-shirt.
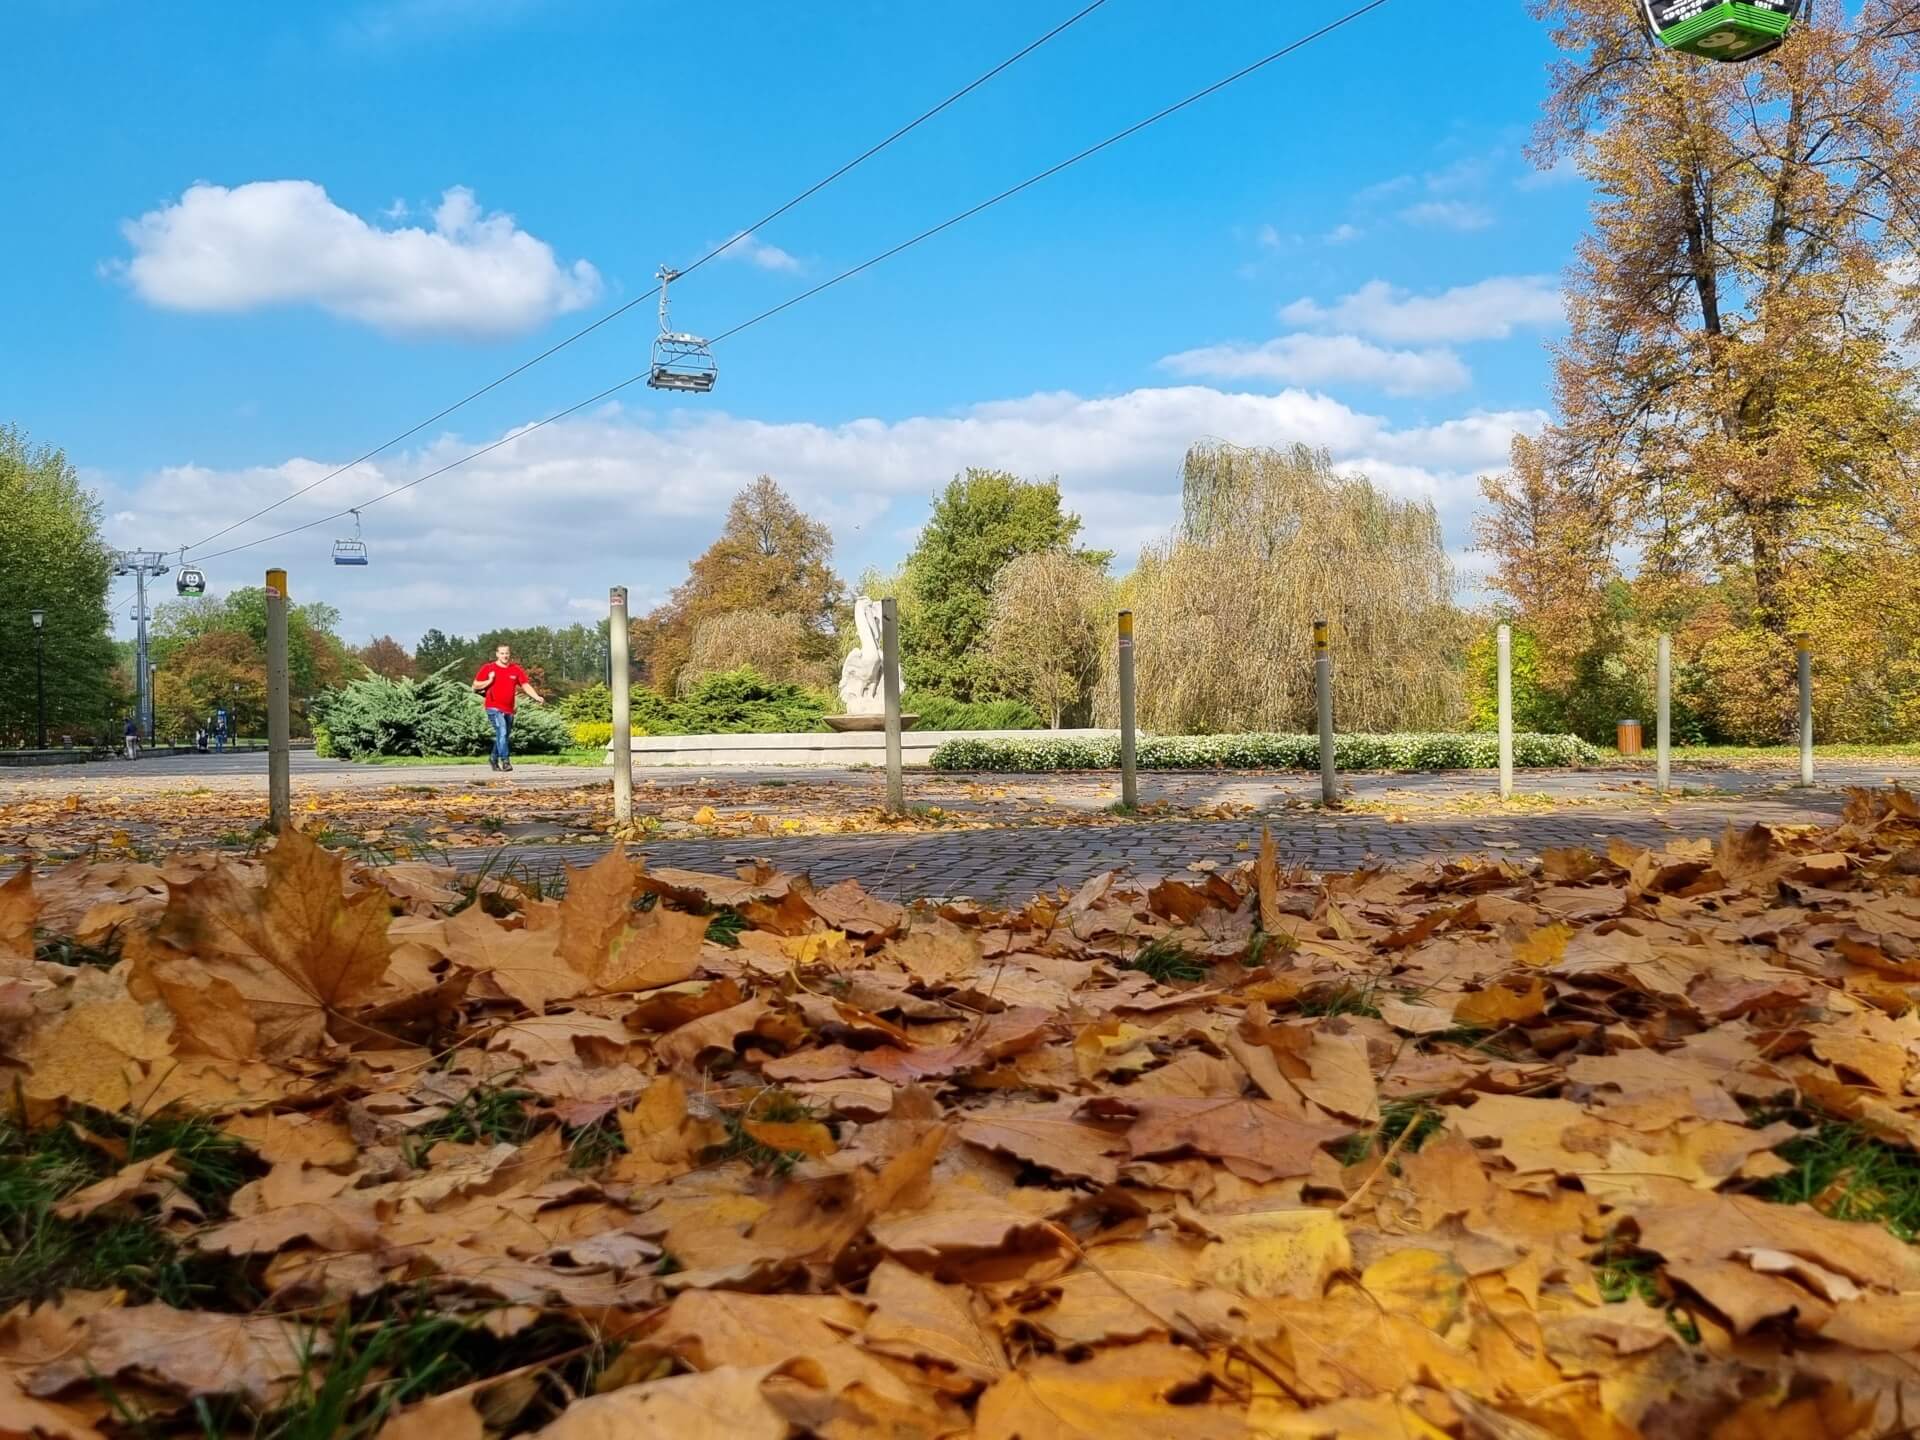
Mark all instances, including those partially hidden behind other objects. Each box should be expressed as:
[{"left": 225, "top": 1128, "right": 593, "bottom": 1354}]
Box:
[{"left": 476, "top": 662, "right": 529, "bottom": 712}]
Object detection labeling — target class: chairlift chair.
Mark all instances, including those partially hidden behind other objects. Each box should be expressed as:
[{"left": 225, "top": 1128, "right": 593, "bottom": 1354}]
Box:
[
  {"left": 647, "top": 266, "right": 718, "bottom": 393},
  {"left": 1641, "top": 0, "right": 1801, "bottom": 61},
  {"left": 333, "top": 509, "right": 370, "bottom": 567}
]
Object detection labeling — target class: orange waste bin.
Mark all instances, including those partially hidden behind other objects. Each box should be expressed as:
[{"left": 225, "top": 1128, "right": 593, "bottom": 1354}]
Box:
[{"left": 1617, "top": 719, "right": 1643, "bottom": 756}]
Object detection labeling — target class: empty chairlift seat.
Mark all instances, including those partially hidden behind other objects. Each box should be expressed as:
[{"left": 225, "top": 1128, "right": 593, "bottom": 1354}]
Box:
[
  {"left": 333, "top": 509, "right": 370, "bottom": 566},
  {"left": 645, "top": 265, "right": 718, "bottom": 393}
]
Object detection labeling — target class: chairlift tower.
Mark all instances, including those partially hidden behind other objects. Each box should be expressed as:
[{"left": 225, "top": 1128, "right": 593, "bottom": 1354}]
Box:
[{"left": 111, "top": 549, "right": 171, "bottom": 740}]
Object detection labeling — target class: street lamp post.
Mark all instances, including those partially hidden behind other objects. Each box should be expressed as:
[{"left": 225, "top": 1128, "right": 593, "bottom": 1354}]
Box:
[{"left": 29, "top": 610, "right": 45, "bottom": 749}]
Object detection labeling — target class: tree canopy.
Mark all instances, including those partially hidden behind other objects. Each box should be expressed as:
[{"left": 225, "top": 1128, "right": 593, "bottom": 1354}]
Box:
[
  {"left": 637, "top": 477, "right": 844, "bottom": 694},
  {"left": 901, "top": 470, "right": 1105, "bottom": 701},
  {"left": 0, "top": 427, "right": 118, "bottom": 743},
  {"left": 1485, "top": 1, "right": 1920, "bottom": 741}
]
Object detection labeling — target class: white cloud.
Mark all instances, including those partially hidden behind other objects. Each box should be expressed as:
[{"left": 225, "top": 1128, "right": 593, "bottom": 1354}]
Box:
[
  {"left": 1157, "top": 335, "right": 1469, "bottom": 395},
  {"left": 715, "top": 231, "right": 804, "bottom": 273},
  {"left": 1256, "top": 224, "right": 1283, "bottom": 249},
  {"left": 1399, "top": 200, "right": 1495, "bottom": 232},
  {"left": 105, "top": 383, "right": 1539, "bottom": 645},
  {"left": 1323, "top": 223, "right": 1362, "bottom": 245},
  {"left": 1516, "top": 153, "right": 1582, "bottom": 191},
  {"left": 1280, "top": 276, "right": 1564, "bottom": 345},
  {"left": 115, "top": 181, "right": 602, "bottom": 340},
  {"left": 338, "top": 0, "right": 542, "bottom": 48}
]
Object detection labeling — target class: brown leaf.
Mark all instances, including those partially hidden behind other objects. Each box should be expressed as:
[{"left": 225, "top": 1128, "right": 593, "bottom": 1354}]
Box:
[
  {"left": 444, "top": 905, "right": 584, "bottom": 1013},
  {"left": 860, "top": 1259, "right": 1008, "bottom": 1381},
  {"left": 150, "top": 827, "right": 393, "bottom": 1058},
  {"left": 28, "top": 1305, "right": 325, "bottom": 1409},
  {"left": 0, "top": 865, "right": 39, "bottom": 963},
  {"left": 534, "top": 1364, "right": 805, "bottom": 1440},
  {"left": 51, "top": 1151, "right": 189, "bottom": 1221},
  {"left": 958, "top": 1103, "right": 1124, "bottom": 1184},
  {"left": 1103, "top": 1096, "right": 1349, "bottom": 1181},
  {"left": 974, "top": 1343, "right": 1246, "bottom": 1440}
]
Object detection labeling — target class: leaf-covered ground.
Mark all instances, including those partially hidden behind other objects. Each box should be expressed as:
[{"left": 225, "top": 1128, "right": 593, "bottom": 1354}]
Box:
[
  {"left": 0, "top": 775, "right": 1280, "bottom": 863},
  {"left": 7, "top": 792, "right": 1920, "bottom": 1435}
]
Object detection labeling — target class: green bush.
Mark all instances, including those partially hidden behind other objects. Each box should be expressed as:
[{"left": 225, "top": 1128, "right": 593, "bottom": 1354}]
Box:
[
  {"left": 315, "top": 670, "right": 574, "bottom": 760},
  {"left": 556, "top": 683, "right": 611, "bottom": 724},
  {"left": 663, "top": 669, "right": 832, "bottom": 734},
  {"left": 929, "top": 730, "right": 1603, "bottom": 773},
  {"left": 905, "top": 691, "right": 1045, "bottom": 731},
  {"left": 571, "top": 720, "right": 614, "bottom": 748},
  {"left": 312, "top": 721, "right": 336, "bottom": 759}
]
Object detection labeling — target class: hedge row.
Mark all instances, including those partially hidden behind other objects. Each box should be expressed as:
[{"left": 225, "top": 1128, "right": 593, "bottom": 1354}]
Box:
[{"left": 928, "top": 730, "right": 1603, "bottom": 773}]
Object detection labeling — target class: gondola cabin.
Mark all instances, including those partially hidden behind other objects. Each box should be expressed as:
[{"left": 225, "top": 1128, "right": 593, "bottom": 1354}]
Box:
[
  {"left": 175, "top": 566, "right": 206, "bottom": 597},
  {"left": 1642, "top": 1, "right": 1799, "bottom": 62}
]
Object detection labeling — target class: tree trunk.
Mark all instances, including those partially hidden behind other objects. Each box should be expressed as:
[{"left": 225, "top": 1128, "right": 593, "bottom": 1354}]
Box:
[{"left": 1747, "top": 504, "right": 1791, "bottom": 641}]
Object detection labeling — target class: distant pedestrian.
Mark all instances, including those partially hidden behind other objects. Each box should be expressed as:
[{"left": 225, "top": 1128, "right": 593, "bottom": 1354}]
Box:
[
  {"left": 122, "top": 717, "right": 138, "bottom": 760},
  {"left": 472, "top": 645, "right": 543, "bottom": 772},
  {"left": 213, "top": 707, "right": 229, "bottom": 752}
]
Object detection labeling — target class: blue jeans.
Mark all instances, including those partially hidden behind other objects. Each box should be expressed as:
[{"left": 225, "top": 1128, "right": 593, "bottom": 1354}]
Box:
[{"left": 486, "top": 707, "right": 513, "bottom": 764}]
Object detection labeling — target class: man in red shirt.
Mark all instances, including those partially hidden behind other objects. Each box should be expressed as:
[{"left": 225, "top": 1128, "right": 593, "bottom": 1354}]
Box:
[{"left": 472, "top": 644, "right": 544, "bottom": 771}]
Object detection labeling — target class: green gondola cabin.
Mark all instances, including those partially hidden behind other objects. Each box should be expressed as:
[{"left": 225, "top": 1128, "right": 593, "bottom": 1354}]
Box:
[{"left": 1642, "top": 1, "right": 1799, "bottom": 62}]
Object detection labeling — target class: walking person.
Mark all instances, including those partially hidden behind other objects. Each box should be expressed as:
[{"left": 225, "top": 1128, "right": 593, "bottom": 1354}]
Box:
[
  {"left": 213, "top": 706, "right": 228, "bottom": 753},
  {"left": 122, "top": 716, "right": 138, "bottom": 760},
  {"left": 472, "top": 644, "right": 543, "bottom": 771}
]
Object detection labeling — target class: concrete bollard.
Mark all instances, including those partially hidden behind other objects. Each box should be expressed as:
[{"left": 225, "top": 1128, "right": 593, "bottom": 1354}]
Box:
[
  {"left": 609, "top": 587, "right": 632, "bottom": 825},
  {"left": 1496, "top": 623, "right": 1513, "bottom": 799},
  {"left": 1118, "top": 610, "right": 1138, "bottom": 810}
]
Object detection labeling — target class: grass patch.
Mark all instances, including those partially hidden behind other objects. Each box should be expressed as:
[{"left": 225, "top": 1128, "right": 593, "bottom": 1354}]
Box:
[
  {"left": 34, "top": 929, "right": 122, "bottom": 968},
  {"left": 354, "top": 750, "right": 607, "bottom": 768},
  {"left": 708, "top": 1092, "right": 823, "bottom": 1177},
  {"left": 1124, "top": 937, "right": 1207, "bottom": 984},
  {"left": 0, "top": 1109, "right": 256, "bottom": 1308},
  {"left": 704, "top": 907, "right": 749, "bottom": 948},
  {"left": 401, "top": 1084, "right": 536, "bottom": 1167},
  {"left": 565, "top": 1117, "right": 627, "bottom": 1173},
  {"left": 1299, "top": 979, "right": 1384, "bottom": 1019},
  {"left": 1333, "top": 1100, "right": 1444, "bottom": 1167},
  {"left": 1759, "top": 1117, "right": 1920, "bottom": 1240}
]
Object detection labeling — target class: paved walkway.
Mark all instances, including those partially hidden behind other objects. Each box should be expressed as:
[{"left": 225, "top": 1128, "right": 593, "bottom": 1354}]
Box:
[
  {"left": 6, "top": 750, "right": 1909, "bottom": 905},
  {"left": 446, "top": 782, "right": 1865, "bottom": 903}
]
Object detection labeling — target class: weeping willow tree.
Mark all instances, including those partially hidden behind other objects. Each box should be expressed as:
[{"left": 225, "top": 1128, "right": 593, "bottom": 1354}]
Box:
[{"left": 1096, "top": 443, "right": 1467, "bottom": 734}]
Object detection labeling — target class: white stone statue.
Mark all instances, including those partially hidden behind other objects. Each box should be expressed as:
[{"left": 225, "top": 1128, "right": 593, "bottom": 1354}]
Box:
[{"left": 837, "top": 596, "right": 897, "bottom": 715}]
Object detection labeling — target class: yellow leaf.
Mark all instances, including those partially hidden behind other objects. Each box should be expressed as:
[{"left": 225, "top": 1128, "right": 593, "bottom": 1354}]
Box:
[
  {"left": 781, "top": 931, "right": 850, "bottom": 968},
  {"left": 1512, "top": 922, "right": 1573, "bottom": 967},
  {"left": 1196, "top": 1208, "right": 1351, "bottom": 1300},
  {"left": 1452, "top": 973, "right": 1548, "bottom": 1028},
  {"left": 1360, "top": 1247, "right": 1468, "bottom": 1331},
  {"left": 693, "top": 805, "right": 719, "bottom": 825}
]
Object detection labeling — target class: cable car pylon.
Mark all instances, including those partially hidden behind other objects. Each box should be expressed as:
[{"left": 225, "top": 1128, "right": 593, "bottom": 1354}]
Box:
[{"left": 647, "top": 266, "right": 718, "bottom": 393}]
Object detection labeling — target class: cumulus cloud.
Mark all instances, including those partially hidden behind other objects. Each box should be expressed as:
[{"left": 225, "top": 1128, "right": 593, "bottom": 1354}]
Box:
[
  {"left": 714, "top": 231, "right": 804, "bottom": 273},
  {"left": 1399, "top": 200, "right": 1495, "bottom": 232},
  {"left": 1280, "top": 276, "right": 1564, "bottom": 345},
  {"left": 1157, "top": 334, "right": 1470, "bottom": 395},
  {"left": 115, "top": 181, "right": 602, "bottom": 339},
  {"left": 1323, "top": 223, "right": 1363, "bottom": 245},
  {"left": 105, "top": 384, "right": 1541, "bottom": 644}
]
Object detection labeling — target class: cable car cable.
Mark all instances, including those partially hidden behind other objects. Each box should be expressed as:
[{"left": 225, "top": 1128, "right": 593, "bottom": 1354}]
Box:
[
  {"left": 187, "top": 0, "right": 1391, "bottom": 567},
  {"left": 175, "top": 0, "right": 1114, "bottom": 555},
  {"left": 707, "top": 0, "right": 1390, "bottom": 350}
]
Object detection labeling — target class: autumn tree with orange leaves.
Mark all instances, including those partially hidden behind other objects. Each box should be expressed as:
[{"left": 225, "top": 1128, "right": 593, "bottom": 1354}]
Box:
[
  {"left": 635, "top": 476, "right": 846, "bottom": 695},
  {"left": 1497, "top": 0, "right": 1920, "bottom": 740}
]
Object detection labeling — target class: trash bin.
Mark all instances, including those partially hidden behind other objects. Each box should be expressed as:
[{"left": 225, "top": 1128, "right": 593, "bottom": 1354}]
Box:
[{"left": 1617, "top": 719, "right": 1643, "bottom": 756}]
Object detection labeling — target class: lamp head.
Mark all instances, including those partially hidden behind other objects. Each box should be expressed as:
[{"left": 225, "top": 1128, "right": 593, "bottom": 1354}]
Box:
[{"left": 29, "top": 609, "right": 43, "bottom": 630}]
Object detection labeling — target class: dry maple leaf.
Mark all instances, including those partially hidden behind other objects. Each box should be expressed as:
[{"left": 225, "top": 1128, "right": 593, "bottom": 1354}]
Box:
[
  {"left": 28, "top": 1305, "right": 325, "bottom": 1410},
  {"left": 148, "top": 827, "right": 393, "bottom": 1059}
]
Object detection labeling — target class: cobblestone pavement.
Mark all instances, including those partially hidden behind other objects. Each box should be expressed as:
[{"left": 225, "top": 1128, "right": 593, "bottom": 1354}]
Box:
[{"left": 445, "top": 783, "right": 1866, "bottom": 904}]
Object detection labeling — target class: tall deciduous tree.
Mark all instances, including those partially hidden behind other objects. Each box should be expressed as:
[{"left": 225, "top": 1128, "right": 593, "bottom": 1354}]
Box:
[
  {"left": 1474, "top": 434, "right": 1613, "bottom": 687},
  {"left": 639, "top": 477, "right": 844, "bottom": 693},
  {"left": 985, "top": 552, "right": 1108, "bottom": 727},
  {"left": 902, "top": 470, "right": 1104, "bottom": 700},
  {"left": 0, "top": 426, "right": 116, "bottom": 743},
  {"left": 1533, "top": 0, "right": 1920, "bottom": 641},
  {"left": 358, "top": 635, "right": 416, "bottom": 680},
  {"left": 1098, "top": 443, "right": 1464, "bottom": 735}
]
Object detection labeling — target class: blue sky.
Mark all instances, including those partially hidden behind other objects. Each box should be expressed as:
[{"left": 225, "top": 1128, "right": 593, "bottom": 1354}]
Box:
[{"left": 4, "top": 0, "right": 1592, "bottom": 647}]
